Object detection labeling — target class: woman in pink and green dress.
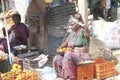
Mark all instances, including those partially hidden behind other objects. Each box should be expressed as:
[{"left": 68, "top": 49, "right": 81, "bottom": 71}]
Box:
[{"left": 53, "top": 14, "right": 91, "bottom": 80}]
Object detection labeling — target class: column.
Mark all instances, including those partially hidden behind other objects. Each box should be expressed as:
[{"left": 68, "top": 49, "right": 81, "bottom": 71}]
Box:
[{"left": 78, "top": 0, "right": 88, "bottom": 25}]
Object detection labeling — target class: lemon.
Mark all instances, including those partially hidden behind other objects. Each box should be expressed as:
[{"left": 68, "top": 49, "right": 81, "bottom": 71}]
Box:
[{"left": 12, "top": 63, "right": 19, "bottom": 70}]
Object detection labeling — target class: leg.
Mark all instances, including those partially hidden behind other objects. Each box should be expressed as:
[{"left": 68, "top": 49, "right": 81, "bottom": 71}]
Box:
[
  {"left": 53, "top": 54, "right": 63, "bottom": 78},
  {"left": 62, "top": 52, "right": 78, "bottom": 79}
]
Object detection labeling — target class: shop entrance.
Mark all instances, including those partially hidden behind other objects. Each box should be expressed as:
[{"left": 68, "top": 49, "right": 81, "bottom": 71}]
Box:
[{"left": 88, "top": 0, "right": 119, "bottom": 21}]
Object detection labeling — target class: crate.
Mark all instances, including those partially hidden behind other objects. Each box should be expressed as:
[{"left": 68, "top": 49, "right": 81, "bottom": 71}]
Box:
[
  {"left": 76, "top": 63, "right": 94, "bottom": 80},
  {"left": 94, "top": 58, "right": 117, "bottom": 79}
]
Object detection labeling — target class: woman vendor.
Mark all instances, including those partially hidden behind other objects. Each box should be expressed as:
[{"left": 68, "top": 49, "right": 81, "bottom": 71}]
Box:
[
  {"left": 0, "top": 13, "right": 29, "bottom": 54},
  {"left": 53, "top": 13, "right": 91, "bottom": 80}
]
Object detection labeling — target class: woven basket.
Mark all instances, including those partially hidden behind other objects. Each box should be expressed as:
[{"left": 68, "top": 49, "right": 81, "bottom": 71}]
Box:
[
  {"left": 76, "top": 63, "right": 94, "bottom": 80},
  {"left": 94, "top": 58, "right": 116, "bottom": 79},
  {"left": 0, "top": 59, "right": 10, "bottom": 73}
]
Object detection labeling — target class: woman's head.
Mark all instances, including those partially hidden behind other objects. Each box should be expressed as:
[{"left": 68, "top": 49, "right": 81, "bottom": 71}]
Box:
[
  {"left": 69, "top": 17, "right": 81, "bottom": 31},
  {"left": 75, "top": 12, "right": 82, "bottom": 21},
  {"left": 12, "top": 13, "right": 21, "bottom": 25}
]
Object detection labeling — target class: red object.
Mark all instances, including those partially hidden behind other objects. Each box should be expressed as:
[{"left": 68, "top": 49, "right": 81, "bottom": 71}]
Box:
[
  {"left": 0, "top": 45, "right": 4, "bottom": 53},
  {"left": 76, "top": 63, "right": 94, "bottom": 80},
  {"left": 94, "top": 58, "right": 116, "bottom": 79}
]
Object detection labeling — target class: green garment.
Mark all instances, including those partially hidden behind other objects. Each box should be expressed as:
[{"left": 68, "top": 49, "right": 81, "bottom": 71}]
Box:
[{"left": 67, "top": 29, "right": 90, "bottom": 47}]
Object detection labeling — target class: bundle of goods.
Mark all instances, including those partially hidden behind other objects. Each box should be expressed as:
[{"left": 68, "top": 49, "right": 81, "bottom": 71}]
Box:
[
  {"left": 2, "top": 63, "right": 40, "bottom": 80},
  {"left": 89, "top": 37, "right": 113, "bottom": 60},
  {"left": 94, "top": 58, "right": 117, "bottom": 79},
  {"left": 23, "top": 54, "right": 48, "bottom": 69}
]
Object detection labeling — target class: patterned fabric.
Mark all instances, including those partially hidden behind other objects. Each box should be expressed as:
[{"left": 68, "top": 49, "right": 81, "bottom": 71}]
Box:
[
  {"left": 67, "top": 28, "right": 90, "bottom": 47},
  {"left": 9, "top": 23, "right": 29, "bottom": 45},
  {"left": 53, "top": 28, "right": 91, "bottom": 79},
  {"left": 53, "top": 52, "right": 78, "bottom": 79}
]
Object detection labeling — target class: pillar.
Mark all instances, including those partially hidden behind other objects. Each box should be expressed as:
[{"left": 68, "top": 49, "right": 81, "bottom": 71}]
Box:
[{"left": 78, "top": 0, "right": 88, "bottom": 25}]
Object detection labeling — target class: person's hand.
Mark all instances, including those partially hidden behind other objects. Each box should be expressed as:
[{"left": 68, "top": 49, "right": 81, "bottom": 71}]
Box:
[
  {"left": 56, "top": 47, "right": 61, "bottom": 53},
  {"left": 75, "top": 13, "right": 82, "bottom": 20}
]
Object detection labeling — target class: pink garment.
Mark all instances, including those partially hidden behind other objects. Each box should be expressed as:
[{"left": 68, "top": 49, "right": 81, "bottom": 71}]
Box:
[
  {"left": 53, "top": 52, "right": 78, "bottom": 79},
  {"left": 53, "top": 52, "right": 91, "bottom": 79},
  {"left": 0, "top": 74, "right": 2, "bottom": 80},
  {"left": 53, "top": 28, "right": 91, "bottom": 80},
  {"left": 0, "top": 44, "right": 4, "bottom": 53}
]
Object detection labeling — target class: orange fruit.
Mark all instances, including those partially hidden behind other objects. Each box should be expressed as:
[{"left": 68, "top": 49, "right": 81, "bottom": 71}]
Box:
[{"left": 58, "top": 48, "right": 63, "bottom": 52}]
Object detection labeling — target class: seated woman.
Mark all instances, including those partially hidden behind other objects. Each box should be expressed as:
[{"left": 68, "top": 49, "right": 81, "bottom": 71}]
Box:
[
  {"left": 0, "top": 13, "right": 29, "bottom": 54},
  {"left": 53, "top": 14, "right": 91, "bottom": 80}
]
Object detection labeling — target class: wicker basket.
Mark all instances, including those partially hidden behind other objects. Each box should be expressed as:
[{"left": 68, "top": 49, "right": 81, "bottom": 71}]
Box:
[
  {"left": 76, "top": 63, "right": 94, "bottom": 80},
  {"left": 94, "top": 58, "right": 116, "bottom": 79},
  {"left": 0, "top": 59, "right": 10, "bottom": 73}
]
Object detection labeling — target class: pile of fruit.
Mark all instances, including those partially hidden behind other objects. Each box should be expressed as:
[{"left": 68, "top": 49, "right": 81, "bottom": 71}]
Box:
[
  {"left": 57, "top": 47, "right": 72, "bottom": 53},
  {"left": 2, "top": 63, "right": 40, "bottom": 80}
]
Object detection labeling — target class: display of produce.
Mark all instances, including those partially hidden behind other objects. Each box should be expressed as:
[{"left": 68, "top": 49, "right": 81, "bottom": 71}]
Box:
[
  {"left": 57, "top": 47, "right": 72, "bottom": 53},
  {"left": 1, "top": 64, "right": 40, "bottom": 80}
]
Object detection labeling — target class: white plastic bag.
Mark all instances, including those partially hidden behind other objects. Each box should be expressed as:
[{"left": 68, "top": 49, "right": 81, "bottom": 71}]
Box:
[
  {"left": 33, "top": 54, "right": 48, "bottom": 67},
  {"left": 92, "top": 20, "right": 120, "bottom": 49},
  {"left": 104, "top": 22, "right": 120, "bottom": 49},
  {"left": 41, "top": 66, "right": 57, "bottom": 80}
]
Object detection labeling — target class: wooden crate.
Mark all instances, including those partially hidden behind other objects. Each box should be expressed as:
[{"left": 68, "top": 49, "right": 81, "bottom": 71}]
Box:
[
  {"left": 94, "top": 58, "right": 116, "bottom": 79},
  {"left": 76, "top": 63, "right": 94, "bottom": 80}
]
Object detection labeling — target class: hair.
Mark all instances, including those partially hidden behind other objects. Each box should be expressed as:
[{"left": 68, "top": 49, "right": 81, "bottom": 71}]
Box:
[
  {"left": 69, "top": 15, "right": 85, "bottom": 26},
  {"left": 12, "top": 13, "right": 21, "bottom": 21}
]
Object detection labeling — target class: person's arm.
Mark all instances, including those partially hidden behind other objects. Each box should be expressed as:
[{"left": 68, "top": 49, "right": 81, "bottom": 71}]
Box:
[
  {"left": 56, "top": 39, "right": 68, "bottom": 52},
  {"left": 2, "top": 27, "right": 6, "bottom": 37},
  {"left": 59, "top": 39, "right": 68, "bottom": 48},
  {"left": 83, "top": 25, "right": 90, "bottom": 38}
]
